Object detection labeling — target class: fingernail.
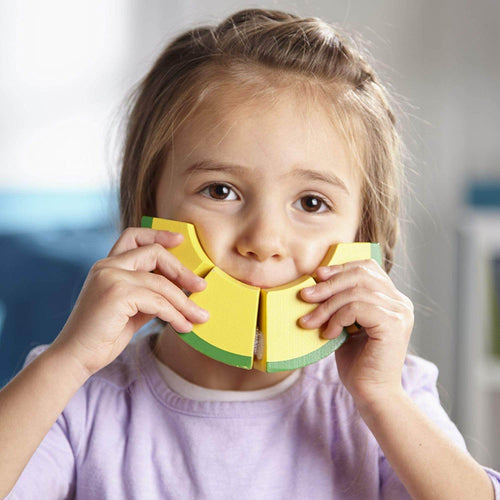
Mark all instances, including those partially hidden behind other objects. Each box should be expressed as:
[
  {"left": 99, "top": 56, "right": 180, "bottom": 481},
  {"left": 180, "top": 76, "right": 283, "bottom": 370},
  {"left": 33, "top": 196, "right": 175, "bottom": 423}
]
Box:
[
  {"left": 197, "top": 308, "right": 209, "bottom": 321},
  {"left": 301, "top": 313, "right": 312, "bottom": 325},
  {"left": 302, "top": 286, "right": 315, "bottom": 296}
]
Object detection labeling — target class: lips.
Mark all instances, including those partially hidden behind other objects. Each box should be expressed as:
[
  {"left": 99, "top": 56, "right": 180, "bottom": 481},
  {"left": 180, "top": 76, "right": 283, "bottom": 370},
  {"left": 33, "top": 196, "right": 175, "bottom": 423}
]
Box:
[{"left": 220, "top": 261, "right": 296, "bottom": 289}]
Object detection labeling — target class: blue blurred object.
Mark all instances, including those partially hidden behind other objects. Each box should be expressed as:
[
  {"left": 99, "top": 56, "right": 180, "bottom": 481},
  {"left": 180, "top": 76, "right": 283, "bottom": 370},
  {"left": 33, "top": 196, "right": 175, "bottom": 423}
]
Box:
[
  {"left": 466, "top": 180, "right": 500, "bottom": 208},
  {"left": 0, "top": 190, "right": 119, "bottom": 387},
  {"left": 0, "top": 301, "right": 6, "bottom": 342},
  {"left": 0, "top": 190, "right": 119, "bottom": 232}
]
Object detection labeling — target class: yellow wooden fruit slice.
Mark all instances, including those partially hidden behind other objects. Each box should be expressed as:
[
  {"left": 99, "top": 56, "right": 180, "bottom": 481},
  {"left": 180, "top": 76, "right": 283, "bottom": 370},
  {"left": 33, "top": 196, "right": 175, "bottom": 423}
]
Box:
[
  {"left": 255, "top": 276, "right": 345, "bottom": 372},
  {"left": 184, "top": 267, "right": 259, "bottom": 370},
  {"left": 318, "top": 242, "right": 382, "bottom": 270},
  {"left": 256, "top": 242, "right": 382, "bottom": 372},
  {"left": 141, "top": 217, "right": 258, "bottom": 369}
]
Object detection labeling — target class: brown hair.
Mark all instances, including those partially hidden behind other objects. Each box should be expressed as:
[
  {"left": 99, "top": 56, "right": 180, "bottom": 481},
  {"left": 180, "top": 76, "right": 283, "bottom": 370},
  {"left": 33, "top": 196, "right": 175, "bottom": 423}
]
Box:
[{"left": 119, "top": 8, "right": 404, "bottom": 272}]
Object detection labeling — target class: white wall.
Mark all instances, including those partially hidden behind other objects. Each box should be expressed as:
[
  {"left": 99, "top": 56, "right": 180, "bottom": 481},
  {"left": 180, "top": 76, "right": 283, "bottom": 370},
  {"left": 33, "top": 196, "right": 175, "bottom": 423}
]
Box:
[
  {"left": 0, "top": 1, "right": 142, "bottom": 190},
  {"left": 2, "top": 1, "right": 500, "bottom": 420}
]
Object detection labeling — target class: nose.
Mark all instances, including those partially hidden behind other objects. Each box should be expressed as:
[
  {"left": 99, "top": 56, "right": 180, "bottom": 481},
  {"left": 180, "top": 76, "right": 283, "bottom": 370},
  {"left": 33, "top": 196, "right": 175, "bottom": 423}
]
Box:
[{"left": 235, "top": 207, "right": 288, "bottom": 262}]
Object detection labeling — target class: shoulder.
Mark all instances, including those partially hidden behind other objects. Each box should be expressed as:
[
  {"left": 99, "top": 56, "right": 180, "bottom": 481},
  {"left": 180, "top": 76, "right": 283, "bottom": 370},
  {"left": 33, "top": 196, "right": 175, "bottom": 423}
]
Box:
[{"left": 22, "top": 334, "right": 157, "bottom": 454}]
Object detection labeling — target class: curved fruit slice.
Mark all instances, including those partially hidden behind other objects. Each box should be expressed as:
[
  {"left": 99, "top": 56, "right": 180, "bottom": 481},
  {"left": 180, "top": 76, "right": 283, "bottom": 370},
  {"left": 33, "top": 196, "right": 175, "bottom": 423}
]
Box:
[
  {"left": 255, "top": 276, "right": 346, "bottom": 373},
  {"left": 141, "top": 216, "right": 214, "bottom": 277},
  {"left": 182, "top": 267, "right": 260, "bottom": 369},
  {"left": 255, "top": 242, "right": 383, "bottom": 372},
  {"left": 318, "top": 242, "right": 382, "bottom": 269},
  {"left": 142, "top": 217, "right": 258, "bottom": 368}
]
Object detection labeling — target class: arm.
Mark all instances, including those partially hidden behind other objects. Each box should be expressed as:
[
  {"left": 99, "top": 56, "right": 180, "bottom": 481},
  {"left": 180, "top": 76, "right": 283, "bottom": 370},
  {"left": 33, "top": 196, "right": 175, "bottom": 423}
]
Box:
[
  {"left": 0, "top": 227, "right": 208, "bottom": 498},
  {"left": 0, "top": 345, "right": 88, "bottom": 498},
  {"left": 299, "top": 259, "right": 497, "bottom": 499},
  {"left": 358, "top": 389, "right": 494, "bottom": 500}
]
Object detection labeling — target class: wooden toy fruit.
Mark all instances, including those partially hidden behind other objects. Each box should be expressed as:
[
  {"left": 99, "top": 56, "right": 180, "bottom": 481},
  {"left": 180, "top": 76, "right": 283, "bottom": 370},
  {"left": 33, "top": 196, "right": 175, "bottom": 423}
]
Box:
[
  {"left": 257, "top": 242, "right": 382, "bottom": 372},
  {"left": 141, "top": 216, "right": 382, "bottom": 372},
  {"left": 181, "top": 267, "right": 260, "bottom": 370}
]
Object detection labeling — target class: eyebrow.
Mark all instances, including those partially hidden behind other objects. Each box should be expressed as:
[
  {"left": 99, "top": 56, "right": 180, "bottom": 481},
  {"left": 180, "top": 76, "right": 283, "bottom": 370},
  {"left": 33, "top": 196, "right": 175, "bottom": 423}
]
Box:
[{"left": 183, "top": 159, "right": 350, "bottom": 194}]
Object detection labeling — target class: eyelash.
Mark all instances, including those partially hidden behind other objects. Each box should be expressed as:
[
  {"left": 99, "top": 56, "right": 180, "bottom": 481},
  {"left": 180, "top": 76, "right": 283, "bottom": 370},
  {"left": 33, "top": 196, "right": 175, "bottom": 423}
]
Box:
[{"left": 198, "top": 183, "right": 334, "bottom": 214}]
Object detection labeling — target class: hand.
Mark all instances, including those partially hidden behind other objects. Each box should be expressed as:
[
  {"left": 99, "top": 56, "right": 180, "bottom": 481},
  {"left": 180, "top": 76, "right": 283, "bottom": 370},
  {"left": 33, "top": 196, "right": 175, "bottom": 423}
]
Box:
[
  {"left": 50, "top": 227, "right": 209, "bottom": 378},
  {"left": 299, "top": 259, "right": 414, "bottom": 408}
]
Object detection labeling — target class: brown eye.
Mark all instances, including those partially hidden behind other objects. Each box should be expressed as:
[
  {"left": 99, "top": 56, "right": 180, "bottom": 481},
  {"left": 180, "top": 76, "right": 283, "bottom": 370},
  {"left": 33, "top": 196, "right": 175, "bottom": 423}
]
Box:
[
  {"left": 200, "top": 183, "right": 238, "bottom": 201},
  {"left": 300, "top": 196, "right": 328, "bottom": 213},
  {"left": 209, "top": 184, "right": 230, "bottom": 199}
]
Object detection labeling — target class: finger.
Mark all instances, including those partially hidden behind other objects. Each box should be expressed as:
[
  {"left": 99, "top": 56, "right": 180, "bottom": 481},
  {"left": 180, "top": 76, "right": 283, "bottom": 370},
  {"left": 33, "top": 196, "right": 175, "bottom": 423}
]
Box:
[
  {"left": 299, "top": 287, "right": 403, "bottom": 329},
  {"left": 123, "top": 286, "right": 196, "bottom": 333},
  {"left": 109, "top": 227, "right": 184, "bottom": 257},
  {"left": 119, "top": 269, "right": 210, "bottom": 324},
  {"left": 104, "top": 243, "right": 206, "bottom": 294},
  {"left": 324, "top": 300, "right": 412, "bottom": 341},
  {"left": 320, "top": 302, "right": 400, "bottom": 339},
  {"left": 316, "top": 258, "right": 384, "bottom": 281},
  {"left": 301, "top": 260, "right": 395, "bottom": 303}
]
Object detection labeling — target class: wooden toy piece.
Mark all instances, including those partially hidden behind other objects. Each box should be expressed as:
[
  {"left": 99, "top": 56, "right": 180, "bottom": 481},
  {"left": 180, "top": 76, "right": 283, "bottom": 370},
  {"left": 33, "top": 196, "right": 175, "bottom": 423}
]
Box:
[
  {"left": 178, "top": 267, "right": 260, "bottom": 370},
  {"left": 256, "top": 242, "right": 383, "bottom": 372},
  {"left": 141, "top": 216, "right": 214, "bottom": 278},
  {"left": 318, "top": 242, "right": 382, "bottom": 270},
  {"left": 318, "top": 243, "right": 383, "bottom": 335},
  {"left": 255, "top": 276, "right": 346, "bottom": 373}
]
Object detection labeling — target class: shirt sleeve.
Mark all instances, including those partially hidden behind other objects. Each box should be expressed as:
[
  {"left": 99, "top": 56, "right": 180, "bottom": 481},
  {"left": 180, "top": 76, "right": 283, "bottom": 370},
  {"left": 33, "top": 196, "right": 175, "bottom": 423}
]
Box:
[
  {"left": 5, "top": 345, "right": 76, "bottom": 500},
  {"left": 379, "top": 354, "right": 500, "bottom": 499}
]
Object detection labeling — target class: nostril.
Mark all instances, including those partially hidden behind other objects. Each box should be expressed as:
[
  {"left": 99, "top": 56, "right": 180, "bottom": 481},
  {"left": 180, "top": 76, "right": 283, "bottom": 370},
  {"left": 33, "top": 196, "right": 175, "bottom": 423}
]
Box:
[{"left": 236, "top": 236, "right": 286, "bottom": 262}]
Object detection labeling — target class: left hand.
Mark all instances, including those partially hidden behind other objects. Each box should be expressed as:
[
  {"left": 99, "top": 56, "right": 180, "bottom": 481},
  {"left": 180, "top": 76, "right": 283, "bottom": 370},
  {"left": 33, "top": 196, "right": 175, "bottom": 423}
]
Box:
[{"left": 299, "top": 259, "right": 414, "bottom": 409}]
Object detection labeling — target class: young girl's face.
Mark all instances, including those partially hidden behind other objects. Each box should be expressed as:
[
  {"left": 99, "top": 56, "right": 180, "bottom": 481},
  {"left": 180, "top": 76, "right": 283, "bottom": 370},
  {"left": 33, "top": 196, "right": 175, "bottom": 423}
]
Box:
[{"left": 156, "top": 87, "right": 362, "bottom": 289}]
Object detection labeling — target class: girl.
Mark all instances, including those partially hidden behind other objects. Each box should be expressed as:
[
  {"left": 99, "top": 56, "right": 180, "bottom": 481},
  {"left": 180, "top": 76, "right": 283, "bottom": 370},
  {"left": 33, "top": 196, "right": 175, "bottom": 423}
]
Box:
[{"left": 1, "top": 8, "right": 499, "bottom": 499}]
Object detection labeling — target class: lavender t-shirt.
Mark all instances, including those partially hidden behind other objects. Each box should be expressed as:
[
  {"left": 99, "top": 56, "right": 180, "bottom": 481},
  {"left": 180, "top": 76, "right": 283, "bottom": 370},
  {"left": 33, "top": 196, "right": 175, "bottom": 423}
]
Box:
[{"left": 8, "top": 333, "right": 500, "bottom": 499}]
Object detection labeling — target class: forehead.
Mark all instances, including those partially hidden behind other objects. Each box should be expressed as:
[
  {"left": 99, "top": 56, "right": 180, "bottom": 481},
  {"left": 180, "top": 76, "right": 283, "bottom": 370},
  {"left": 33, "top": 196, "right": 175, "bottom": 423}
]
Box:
[{"left": 168, "top": 82, "right": 359, "bottom": 187}]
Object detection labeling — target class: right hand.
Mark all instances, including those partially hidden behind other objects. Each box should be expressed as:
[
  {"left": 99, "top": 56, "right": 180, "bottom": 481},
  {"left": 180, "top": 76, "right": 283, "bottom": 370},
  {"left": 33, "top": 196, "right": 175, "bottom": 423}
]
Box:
[{"left": 49, "top": 227, "right": 209, "bottom": 378}]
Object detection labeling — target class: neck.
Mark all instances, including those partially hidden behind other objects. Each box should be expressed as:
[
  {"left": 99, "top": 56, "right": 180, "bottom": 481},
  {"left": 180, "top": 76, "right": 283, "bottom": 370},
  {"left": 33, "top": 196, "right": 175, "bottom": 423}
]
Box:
[{"left": 154, "top": 324, "right": 295, "bottom": 391}]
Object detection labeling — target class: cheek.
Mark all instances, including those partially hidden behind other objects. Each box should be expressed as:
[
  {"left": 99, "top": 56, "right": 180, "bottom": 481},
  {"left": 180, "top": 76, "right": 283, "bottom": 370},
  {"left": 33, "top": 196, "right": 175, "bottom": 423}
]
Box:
[
  {"left": 295, "top": 218, "right": 360, "bottom": 275},
  {"left": 294, "top": 238, "right": 332, "bottom": 276},
  {"left": 156, "top": 183, "right": 182, "bottom": 218},
  {"left": 191, "top": 219, "right": 231, "bottom": 265}
]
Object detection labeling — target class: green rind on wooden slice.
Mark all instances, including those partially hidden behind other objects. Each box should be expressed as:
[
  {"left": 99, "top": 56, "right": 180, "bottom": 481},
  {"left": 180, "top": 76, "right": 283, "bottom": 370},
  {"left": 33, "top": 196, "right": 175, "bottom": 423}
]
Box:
[
  {"left": 370, "top": 242, "right": 382, "bottom": 266},
  {"left": 141, "top": 216, "right": 154, "bottom": 228},
  {"left": 265, "top": 331, "right": 348, "bottom": 373},
  {"left": 175, "top": 330, "right": 254, "bottom": 370}
]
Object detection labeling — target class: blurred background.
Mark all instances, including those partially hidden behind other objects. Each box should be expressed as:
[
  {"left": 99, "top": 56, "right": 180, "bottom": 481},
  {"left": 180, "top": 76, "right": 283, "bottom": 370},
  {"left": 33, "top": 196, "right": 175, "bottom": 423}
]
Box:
[{"left": 1, "top": 0, "right": 499, "bottom": 468}]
